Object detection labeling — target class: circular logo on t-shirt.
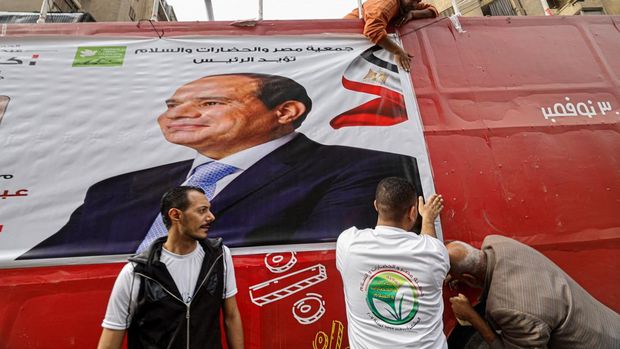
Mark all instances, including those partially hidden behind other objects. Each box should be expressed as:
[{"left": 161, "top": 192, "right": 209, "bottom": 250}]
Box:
[{"left": 364, "top": 269, "right": 419, "bottom": 325}]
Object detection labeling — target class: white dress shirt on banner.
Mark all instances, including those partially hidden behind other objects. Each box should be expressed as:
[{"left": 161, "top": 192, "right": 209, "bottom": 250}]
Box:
[{"left": 185, "top": 132, "right": 297, "bottom": 197}]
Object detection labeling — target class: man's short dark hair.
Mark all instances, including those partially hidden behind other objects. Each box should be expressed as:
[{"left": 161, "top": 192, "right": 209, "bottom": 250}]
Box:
[
  {"left": 204, "top": 73, "right": 313, "bottom": 128},
  {"left": 375, "top": 177, "right": 418, "bottom": 221},
  {"left": 160, "top": 186, "right": 206, "bottom": 229}
]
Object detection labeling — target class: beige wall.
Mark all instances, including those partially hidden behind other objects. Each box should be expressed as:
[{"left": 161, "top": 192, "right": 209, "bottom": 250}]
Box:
[
  {"left": 434, "top": 0, "right": 484, "bottom": 16},
  {"left": 0, "top": 0, "right": 80, "bottom": 12},
  {"left": 517, "top": 0, "right": 545, "bottom": 15},
  {"left": 80, "top": 0, "right": 120, "bottom": 21},
  {"left": 133, "top": 0, "right": 150, "bottom": 21},
  {"left": 601, "top": 0, "right": 620, "bottom": 14},
  {"left": 432, "top": 0, "right": 619, "bottom": 16},
  {"left": 0, "top": 0, "right": 53, "bottom": 12},
  {"left": 556, "top": 0, "right": 615, "bottom": 15},
  {"left": 433, "top": 0, "right": 454, "bottom": 13},
  {"left": 0, "top": 0, "right": 171, "bottom": 22},
  {"left": 460, "top": 0, "right": 485, "bottom": 16}
]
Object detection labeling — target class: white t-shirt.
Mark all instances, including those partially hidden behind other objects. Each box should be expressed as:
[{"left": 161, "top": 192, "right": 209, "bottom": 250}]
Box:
[
  {"left": 102, "top": 243, "right": 237, "bottom": 330},
  {"left": 336, "top": 226, "right": 449, "bottom": 349}
]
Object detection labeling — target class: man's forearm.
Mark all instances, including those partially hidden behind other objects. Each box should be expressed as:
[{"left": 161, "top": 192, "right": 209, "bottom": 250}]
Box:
[
  {"left": 410, "top": 9, "right": 436, "bottom": 19},
  {"left": 420, "top": 218, "right": 437, "bottom": 238},
  {"left": 223, "top": 297, "right": 244, "bottom": 349},
  {"left": 97, "top": 328, "right": 125, "bottom": 349},
  {"left": 378, "top": 36, "right": 412, "bottom": 71},
  {"left": 377, "top": 36, "right": 405, "bottom": 55},
  {"left": 468, "top": 312, "right": 501, "bottom": 347},
  {"left": 224, "top": 315, "right": 244, "bottom": 349}
]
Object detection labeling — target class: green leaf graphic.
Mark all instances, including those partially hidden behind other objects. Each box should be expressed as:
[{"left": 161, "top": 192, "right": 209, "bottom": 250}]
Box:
[
  {"left": 373, "top": 297, "right": 399, "bottom": 321},
  {"left": 365, "top": 270, "right": 420, "bottom": 325}
]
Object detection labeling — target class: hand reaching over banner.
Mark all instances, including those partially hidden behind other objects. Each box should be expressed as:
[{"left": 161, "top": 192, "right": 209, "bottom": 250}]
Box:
[{"left": 330, "top": 46, "right": 408, "bottom": 129}]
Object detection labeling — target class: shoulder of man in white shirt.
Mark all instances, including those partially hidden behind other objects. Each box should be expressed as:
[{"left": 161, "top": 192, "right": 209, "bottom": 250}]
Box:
[
  {"left": 336, "top": 226, "right": 376, "bottom": 246},
  {"left": 336, "top": 226, "right": 366, "bottom": 271}
]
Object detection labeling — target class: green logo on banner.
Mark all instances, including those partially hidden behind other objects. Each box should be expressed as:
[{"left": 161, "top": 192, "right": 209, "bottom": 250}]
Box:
[
  {"left": 73, "top": 46, "right": 126, "bottom": 67},
  {"left": 365, "top": 270, "right": 419, "bottom": 325}
]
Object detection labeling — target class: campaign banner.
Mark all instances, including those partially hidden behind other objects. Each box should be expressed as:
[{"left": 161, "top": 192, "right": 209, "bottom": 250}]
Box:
[{"left": 0, "top": 35, "right": 436, "bottom": 267}]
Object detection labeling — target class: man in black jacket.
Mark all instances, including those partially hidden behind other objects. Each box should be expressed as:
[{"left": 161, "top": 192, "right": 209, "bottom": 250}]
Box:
[{"left": 97, "top": 186, "right": 243, "bottom": 349}]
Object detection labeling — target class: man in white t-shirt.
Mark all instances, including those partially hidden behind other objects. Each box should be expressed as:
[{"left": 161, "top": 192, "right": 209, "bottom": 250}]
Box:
[
  {"left": 97, "top": 186, "right": 243, "bottom": 349},
  {"left": 336, "top": 177, "right": 449, "bottom": 349}
]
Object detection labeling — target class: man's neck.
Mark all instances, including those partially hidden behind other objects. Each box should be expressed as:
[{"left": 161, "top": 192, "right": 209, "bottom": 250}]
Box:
[
  {"left": 478, "top": 251, "right": 490, "bottom": 288},
  {"left": 163, "top": 231, "right": 198, "bottom": 255},
  {"left": 376, "top": 218, "right": 412, "bottom": 231}
]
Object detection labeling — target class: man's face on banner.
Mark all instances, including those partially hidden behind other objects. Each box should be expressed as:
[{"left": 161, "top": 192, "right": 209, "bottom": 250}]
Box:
[{"left": 158, "top": 75, "right": 278, "bottom": 159}]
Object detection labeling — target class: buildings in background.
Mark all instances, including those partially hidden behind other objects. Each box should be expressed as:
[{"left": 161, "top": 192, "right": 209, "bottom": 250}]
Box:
[
  {"left": 0, "top": 0, "right": 176, "bottom": 23},
  {"left": 435, "top": 0, "right": 619, "bottom": 17},
  {"left": 1, "top": 0, "right": 618, "bottom": 24}
]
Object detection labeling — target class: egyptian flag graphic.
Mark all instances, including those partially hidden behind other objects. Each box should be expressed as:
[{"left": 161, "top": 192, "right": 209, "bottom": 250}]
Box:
[{"left": 330, "top": 45, "right": 408, "bottom": 129}]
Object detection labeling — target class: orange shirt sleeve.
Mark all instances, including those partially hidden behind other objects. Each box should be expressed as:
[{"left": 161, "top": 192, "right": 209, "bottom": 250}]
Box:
[
  {"left": 343, "top": 8, "right": 360, "bottom": 19},
  {"left": 344, "top": 0, "right": 435, "bottom": 43},
  {"left": 361, "top": 0, "right": 400, "bottom": 44}
]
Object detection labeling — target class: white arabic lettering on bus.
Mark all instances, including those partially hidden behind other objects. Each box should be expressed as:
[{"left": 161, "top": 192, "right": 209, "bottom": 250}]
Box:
[{"left": 541, "top": 97, "right": 618, "bottom": 122}]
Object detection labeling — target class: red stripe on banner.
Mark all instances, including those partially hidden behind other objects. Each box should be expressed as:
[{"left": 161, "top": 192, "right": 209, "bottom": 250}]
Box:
[
  {"left": 330, "top": 97, "right": 408, "bottom": 129},
  {"left": 341, "top": 76, "right": 403, "bottom": 100},
  {"left": 330, "top": 77, "right": 407, "bottom": 128}
]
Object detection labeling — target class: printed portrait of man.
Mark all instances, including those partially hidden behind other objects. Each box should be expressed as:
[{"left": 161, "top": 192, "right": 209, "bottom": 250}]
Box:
[{"left": 19, "top": 73, "right": 421, "bottom": 259}]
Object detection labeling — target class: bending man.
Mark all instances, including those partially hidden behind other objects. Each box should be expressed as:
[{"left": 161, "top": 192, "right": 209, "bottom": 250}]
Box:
[{"left": 447, "top": 236, "right": 620, "bottom": 348}]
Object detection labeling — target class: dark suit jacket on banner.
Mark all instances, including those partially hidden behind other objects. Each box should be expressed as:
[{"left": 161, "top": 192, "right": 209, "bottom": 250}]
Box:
[{"left": 19, "top": 134, "right": 421, "bottom": 259}]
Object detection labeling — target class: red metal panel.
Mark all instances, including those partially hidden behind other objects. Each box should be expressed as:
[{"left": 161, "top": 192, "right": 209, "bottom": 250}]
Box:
[
  {"left": 403, "top": 16, "right": 620, "bottom": 308},
  {"left": 0, "top": 251, "right": 347, "bottom": 349}
]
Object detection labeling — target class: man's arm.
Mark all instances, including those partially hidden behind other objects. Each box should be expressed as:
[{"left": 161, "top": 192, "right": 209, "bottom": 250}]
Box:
[
  {"left": 417, "top": 194, "right": 444, "bottom": 238},
  {"left": 98, "top": 263, "right": 138, "bottom": 349},
  {"left": 449, "top": 294, "right": 501, "bottom": 347},
  {"left": 450, "top": 294, "right": 552, "bottom": 349},
  {"left": 359, "top": 6, "right": 413, "bottom": 72},
  {"left": 377, "top": 37, "right": 413, "bottom": 72},
  {"left": 488, "top": 308, "right": 552, "bottom": 349},
  {"left": 396, "top": 8, "right": 436, "bottom": 27},
  {"left": 223, "top": 296, "right": 244, "bottom": 349},
  {"left": 97, "top": 329, "right": 125, "bottom": 349}
]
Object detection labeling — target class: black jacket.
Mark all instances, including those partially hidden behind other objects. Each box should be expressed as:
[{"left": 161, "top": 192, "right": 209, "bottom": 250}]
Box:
[{"left": 127, "top": 237, "right": 225, "bottom": 349}]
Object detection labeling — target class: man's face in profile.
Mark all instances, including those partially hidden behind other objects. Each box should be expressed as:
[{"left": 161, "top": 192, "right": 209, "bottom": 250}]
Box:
[
  {"left": 158, "top": 75, "right": 278, "bottom": 159},
  {"left": 178, "top": 190, "right": 215, "bottom": 241}
]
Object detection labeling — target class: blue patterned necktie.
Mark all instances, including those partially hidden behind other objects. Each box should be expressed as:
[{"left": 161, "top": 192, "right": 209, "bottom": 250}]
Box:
[{"left": 136, "top": 161, "right": 239, "bottom": 253}]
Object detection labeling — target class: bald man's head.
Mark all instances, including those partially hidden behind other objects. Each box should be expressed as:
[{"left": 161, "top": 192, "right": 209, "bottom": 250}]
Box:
[{"left": 446, "top": 241, "right": 486, "bottom": 288}]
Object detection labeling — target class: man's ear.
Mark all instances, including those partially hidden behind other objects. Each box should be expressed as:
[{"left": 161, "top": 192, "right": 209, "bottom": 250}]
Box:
[
  {"left": 373, "top": 200, "right": 378, "bottom": 213},
  {"left": 275, "top": 100, "right": 306, "bottom": 125},
  {"left": 168, "top": 208, "right": 181, "bottom": 224},
  {"left": 462, "top": 273, "right": 480, "bottom": 287},
  {"left": 408, "top": 203, "right": 417, "bottom": 222}
]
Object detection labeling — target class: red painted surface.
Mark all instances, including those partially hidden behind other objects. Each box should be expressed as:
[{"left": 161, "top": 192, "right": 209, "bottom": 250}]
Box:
[
  {"left": 1, "top": 16, "right": 619, "bottom": 348},
  {"left": 406, "top": 15, "right": 620, "bottom": 309}
]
